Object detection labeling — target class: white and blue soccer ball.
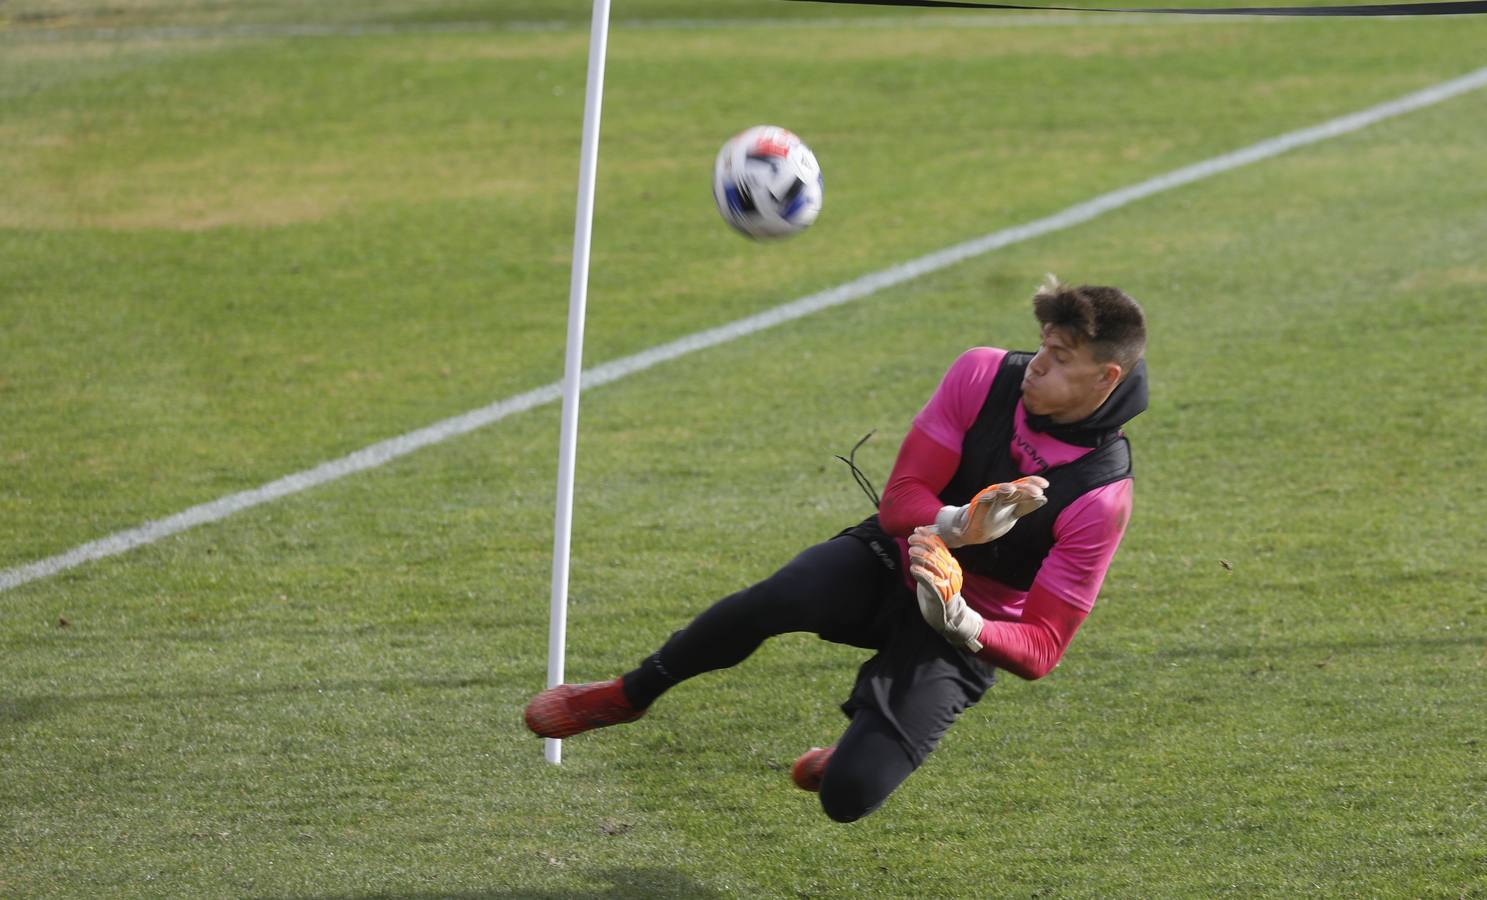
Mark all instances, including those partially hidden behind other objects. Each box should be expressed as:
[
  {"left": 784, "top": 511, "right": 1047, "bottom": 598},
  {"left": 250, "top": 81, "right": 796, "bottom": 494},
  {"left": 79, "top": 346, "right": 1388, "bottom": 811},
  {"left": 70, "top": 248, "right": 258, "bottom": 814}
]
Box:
[{"left": 712, "top": 125, "right": 824, "bottom": 239}]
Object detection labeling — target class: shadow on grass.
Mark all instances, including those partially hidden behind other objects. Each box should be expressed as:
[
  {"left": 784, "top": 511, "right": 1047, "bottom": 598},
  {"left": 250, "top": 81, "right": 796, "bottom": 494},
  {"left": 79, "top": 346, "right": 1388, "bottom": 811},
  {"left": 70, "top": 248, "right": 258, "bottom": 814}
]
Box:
[
  {"left": 68, "top": 673, "right": 501, "bottom": 702},
  {"left": 0, "top": 697, "right": 58, "bottom": 728},
  {"left": 279, "top": 866, "right": 724, "bottom": 899},
  {"left": 1149, "top": 632, "right": 1486, "bottom": 662},
  {"left": 4, "top": 674, "right": 508, "bottom": 728},
  {"left": 10, "top": 631, "right": 1483, "bottom": 728},
  {"left": 1077, "top": 631, "right": 1486, "bottom": 664}
]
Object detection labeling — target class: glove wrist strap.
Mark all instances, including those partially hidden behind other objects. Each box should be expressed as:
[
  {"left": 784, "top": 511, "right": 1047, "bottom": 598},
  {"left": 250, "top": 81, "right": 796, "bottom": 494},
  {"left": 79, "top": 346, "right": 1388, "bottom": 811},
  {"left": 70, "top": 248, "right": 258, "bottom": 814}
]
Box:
[{"left": 934, "top": 506, "right": 964, "bottom": 546}]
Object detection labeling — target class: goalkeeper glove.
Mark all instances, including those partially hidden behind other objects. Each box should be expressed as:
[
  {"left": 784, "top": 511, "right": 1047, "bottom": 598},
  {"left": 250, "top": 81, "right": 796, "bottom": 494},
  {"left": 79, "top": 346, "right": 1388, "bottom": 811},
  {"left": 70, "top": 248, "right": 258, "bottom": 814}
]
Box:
[
  {"left": 908, "top": 529, "right": 984, "bottom": 653},
  {"left": 933, "top": 476, "right": 1049, "bottom": 548}
]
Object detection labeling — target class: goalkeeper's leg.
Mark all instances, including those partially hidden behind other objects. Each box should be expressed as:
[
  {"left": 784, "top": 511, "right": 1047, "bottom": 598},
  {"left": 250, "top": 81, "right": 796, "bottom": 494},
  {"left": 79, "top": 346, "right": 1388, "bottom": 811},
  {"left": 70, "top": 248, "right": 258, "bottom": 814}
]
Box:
[
  {"left": 816, "top": 709, "right": 916, "bottom": 823},
  {"left": 810, "top": 606, "right": 998, "bottom": 821},
  {"left": 622, "top": 535, "right": 895, "bottom": 709},
  {"left": 525, "top": 535, "right": 894, "bottom": 739}
]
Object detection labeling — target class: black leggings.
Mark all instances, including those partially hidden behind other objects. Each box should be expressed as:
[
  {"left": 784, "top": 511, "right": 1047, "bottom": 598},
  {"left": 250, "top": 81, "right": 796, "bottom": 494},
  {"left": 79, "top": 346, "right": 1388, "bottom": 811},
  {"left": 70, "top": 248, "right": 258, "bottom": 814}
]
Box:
[
  {"left": 624, "top": 532, "right": 997, "bottom": 823},
  {"left": 819, "top": 705, "right": 919, "bottom": 823}
]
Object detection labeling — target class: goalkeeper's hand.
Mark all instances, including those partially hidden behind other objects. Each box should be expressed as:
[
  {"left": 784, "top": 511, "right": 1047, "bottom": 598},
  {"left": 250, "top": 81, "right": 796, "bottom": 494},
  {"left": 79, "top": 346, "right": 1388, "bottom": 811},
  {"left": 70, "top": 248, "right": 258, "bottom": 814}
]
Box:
[
  {"left": 933, "top": 476, "right": 1050, "bottom": 548},
  {"left": 907, "top": 529, "right": 984, "bottom": 653}
]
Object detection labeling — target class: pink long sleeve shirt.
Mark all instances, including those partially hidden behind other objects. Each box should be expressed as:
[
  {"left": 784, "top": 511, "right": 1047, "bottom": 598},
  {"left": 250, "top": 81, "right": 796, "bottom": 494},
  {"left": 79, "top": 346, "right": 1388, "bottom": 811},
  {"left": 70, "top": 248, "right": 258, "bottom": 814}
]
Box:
[{"left": 877, "top": 348, "right": 1133, "bottom": 678}]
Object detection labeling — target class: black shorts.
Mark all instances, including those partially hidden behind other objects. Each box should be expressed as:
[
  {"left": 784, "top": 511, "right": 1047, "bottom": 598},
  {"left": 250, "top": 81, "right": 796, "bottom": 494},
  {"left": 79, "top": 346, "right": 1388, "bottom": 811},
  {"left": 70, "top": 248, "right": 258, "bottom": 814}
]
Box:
[
  {"left": 834, "top": 517, "right": 998, "bottom": 766},
  {"left": 642, "top": 515, "right": 998, "bottom": 768}
]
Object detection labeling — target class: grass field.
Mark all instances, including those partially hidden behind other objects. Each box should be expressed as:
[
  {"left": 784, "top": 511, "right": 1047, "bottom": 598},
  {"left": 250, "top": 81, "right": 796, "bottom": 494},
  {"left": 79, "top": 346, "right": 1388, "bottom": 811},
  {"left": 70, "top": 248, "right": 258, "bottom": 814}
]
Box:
[{"left": 3, "top": 1, "right": 1486, "bottom": 897}]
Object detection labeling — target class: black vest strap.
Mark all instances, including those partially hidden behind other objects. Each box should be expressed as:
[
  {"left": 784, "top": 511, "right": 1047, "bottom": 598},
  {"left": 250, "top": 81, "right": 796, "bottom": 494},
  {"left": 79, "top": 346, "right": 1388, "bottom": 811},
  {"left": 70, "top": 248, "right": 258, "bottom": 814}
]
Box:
[{"left": 939, "top": 353, "right": 1133, "bottom": 591}]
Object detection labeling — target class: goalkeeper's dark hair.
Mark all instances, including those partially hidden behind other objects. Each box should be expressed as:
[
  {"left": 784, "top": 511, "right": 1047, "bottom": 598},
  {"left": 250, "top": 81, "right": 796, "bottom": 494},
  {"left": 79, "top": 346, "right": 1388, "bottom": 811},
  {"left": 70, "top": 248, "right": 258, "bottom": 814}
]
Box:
[{"left": 1032, "top": 275, "right": 1146, "bottom": 375}]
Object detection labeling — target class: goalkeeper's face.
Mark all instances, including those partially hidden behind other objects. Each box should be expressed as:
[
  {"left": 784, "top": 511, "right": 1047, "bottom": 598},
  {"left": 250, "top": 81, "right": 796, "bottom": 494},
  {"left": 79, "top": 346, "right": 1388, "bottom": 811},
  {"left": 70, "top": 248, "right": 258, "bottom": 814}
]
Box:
[{"left": 1021, "top": 326, "right": 1122, "bottom": 424}]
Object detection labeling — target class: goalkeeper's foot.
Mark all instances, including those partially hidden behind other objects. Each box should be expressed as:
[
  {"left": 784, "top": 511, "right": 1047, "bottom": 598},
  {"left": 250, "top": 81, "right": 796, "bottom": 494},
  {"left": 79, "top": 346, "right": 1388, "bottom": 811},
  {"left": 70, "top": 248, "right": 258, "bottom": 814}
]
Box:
[
  {"left": 524, "top": 678, "right": 644, "bottom": 739},
  {"left": 791, "top": 745, "right": 835, "bottom": 792}
]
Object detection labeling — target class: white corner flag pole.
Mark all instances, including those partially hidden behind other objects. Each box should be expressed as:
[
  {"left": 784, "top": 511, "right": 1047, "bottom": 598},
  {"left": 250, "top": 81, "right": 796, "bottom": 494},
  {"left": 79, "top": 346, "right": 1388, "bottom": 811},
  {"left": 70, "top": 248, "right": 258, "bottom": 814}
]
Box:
[{"left": 546, "top": 0, "right": 613, "bottom": 766}]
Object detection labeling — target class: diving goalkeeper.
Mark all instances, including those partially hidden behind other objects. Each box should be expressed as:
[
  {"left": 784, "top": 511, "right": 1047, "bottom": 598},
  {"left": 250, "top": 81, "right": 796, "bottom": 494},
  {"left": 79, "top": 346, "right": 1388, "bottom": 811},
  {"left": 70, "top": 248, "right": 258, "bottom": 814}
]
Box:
[{"left": 525, "top": 275, "right": 1149, "bottom": 823}]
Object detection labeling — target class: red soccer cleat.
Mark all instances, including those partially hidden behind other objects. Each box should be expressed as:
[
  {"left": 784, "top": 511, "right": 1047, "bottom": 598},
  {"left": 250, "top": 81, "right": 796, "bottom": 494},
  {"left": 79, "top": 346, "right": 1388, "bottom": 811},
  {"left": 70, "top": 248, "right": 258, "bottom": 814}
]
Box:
[
  {"left": 524, "top": 678, "right": 644, "bottom": 739},
  {"left": 791, "top": 745, "right": 835, "bottom": 792}
]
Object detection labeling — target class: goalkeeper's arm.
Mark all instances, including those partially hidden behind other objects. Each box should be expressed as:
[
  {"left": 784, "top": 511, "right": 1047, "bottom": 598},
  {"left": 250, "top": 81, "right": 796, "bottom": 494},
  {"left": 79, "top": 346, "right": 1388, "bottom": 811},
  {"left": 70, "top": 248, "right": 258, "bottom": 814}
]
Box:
[
  {"left": 908, "top": 530, "right": 1089, "bottom": 679},
  {"left": 878, "top": 426, "right": 960, "bottom": 535},
  {"left": 973, "top": 583, "right": 1088, "bottom": 680},
  {"left": 879, "top": 426, "right": 1047, "bottom": 544}
]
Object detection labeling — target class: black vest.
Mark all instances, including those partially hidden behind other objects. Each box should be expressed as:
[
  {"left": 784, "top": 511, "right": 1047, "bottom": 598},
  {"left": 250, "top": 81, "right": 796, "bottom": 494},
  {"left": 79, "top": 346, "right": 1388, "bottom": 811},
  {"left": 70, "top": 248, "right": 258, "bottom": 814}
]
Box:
[{"left": 941, "top": 352, "right": 1133, "bottom": 591}]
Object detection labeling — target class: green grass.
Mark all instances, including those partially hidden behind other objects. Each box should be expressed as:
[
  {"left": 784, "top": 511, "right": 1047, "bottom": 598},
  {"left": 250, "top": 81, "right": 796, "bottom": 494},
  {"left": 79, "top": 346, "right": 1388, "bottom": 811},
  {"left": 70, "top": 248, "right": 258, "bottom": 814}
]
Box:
[{"left": 2, "top": 2, "right": 1486, "bottom": 897}]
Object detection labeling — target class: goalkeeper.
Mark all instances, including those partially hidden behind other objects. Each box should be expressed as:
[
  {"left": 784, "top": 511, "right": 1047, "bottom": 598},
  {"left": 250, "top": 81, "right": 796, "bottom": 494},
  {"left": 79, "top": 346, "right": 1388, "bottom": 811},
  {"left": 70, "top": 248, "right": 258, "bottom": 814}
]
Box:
[{"left": 525, "top": 276, "right": 1148, "bottom": 823}]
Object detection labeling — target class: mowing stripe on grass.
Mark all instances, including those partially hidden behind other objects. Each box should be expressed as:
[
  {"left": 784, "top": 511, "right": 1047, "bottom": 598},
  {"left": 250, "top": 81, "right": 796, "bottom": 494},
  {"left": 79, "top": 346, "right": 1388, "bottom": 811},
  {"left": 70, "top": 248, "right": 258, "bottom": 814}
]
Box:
[
  {"left": 0, "top": 14, "right": 1278, "bottom": 45},
  {"left": 4, "top": 63, "right": 1486, "bottom": 594}
]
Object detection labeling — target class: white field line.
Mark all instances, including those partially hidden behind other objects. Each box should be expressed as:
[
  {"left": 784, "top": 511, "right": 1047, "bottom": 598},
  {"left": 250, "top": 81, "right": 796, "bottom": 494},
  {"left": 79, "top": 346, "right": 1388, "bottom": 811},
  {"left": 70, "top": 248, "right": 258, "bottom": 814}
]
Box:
[{"left": 4, "top": 63, "right": 1487, "bottom": 594}]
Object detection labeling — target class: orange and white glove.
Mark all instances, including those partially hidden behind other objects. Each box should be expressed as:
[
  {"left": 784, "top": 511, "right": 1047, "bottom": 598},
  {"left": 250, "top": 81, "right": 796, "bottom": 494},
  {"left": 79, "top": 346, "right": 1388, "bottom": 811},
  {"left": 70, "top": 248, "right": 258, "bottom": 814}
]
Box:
[
  {"left": 907, "top": 528, "right": 983, "bottom": 653},
  {"left": 933, "top": 476, "right": 1050, "bottom": 548}
]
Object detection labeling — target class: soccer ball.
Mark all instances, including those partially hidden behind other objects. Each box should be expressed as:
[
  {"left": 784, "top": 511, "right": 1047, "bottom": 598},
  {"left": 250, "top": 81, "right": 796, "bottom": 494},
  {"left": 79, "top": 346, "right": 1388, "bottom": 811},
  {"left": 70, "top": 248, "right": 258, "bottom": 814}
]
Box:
[{"left": 712, "top": 126, "right": 824, "bottom": 239}]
